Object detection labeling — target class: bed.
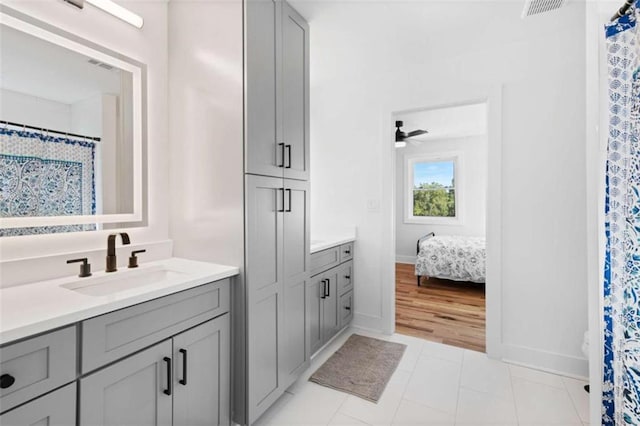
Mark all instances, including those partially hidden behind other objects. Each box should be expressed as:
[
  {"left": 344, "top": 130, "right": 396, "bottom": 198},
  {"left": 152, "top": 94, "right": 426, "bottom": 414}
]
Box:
[{"left": 415, "top": 232, "right": 486, "bottom": 285}]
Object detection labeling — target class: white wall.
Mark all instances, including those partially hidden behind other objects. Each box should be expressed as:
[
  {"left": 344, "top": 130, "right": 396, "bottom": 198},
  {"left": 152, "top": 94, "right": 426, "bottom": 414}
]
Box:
[
  {"left": 1, "top": 88, "right": 72, "bottom": 131},
  {"left": 293, "top": 0, "right": 588, "bottom": 376},
  {"left": 395, "top": 136, "right": 487, "bottom": 263},
  {"left": 0, "top": 0, "right": 171, "bottom": 287},
  {"left": 167, "top": 0, "right": 244, "bottom": 422}
]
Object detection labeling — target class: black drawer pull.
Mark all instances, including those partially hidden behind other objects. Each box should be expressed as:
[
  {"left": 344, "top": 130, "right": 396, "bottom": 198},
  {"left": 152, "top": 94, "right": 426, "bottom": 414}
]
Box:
[
  {"left": 163, "top": 357, "right": 172, "bottom": 396},
  {"left": 344, "top": 249, "right": 351, "bottom": 255},
  {"left": 179, "top": 349, "right": 188, "bottom": 386},
  {"left": 285, "top": 144, "right": 292, "bottom": 168},
  {"left": 286, "top": 189, "right": 292, "bottom": 212},
  {"left": 326, "top": 278, "right": 330, "bottom": 298},
  {"left": 345, "top": 306, "right": 351, "bottom": 311},
  {"left": 345, "top": 275, "right": 351, "bottom": 280},
  {"left": 278, "top": 143, "right": 285, "bottom": 167},
  {"left": 320, "top": 280, "right": 327, "bottom": 299},
  {"left": 277, "top": 188, "right": 285, "bottom": 212},
  {"left": 0, "top": 374, "right": 15, "bottom": 389}
]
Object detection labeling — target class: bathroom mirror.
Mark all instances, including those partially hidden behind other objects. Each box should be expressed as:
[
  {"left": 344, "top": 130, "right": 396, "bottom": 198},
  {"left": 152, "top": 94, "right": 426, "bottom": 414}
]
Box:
[{"left": 0, "top": 6, "right": 147, "bottom": 236}]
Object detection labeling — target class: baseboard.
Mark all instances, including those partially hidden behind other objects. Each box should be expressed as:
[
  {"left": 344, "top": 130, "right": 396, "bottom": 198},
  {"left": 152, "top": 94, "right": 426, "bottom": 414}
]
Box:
[
  {"left": 353, "top": 312, "right": 391, "bottom": 334},
  {"left": 395, "top": 255, "right": 415, "bottom": 264},
  {"left": 502, "top": 343, "right": 589, "bottom": 380}
]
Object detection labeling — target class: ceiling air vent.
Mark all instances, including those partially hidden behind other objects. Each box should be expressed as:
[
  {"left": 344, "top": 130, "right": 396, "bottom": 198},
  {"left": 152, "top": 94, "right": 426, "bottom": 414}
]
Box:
[
  {"left": 521, "top": 0, "right": 567, "bottom": 18},
  {"left": 87, "top": 59, "right": 115, "bottom": 71}
]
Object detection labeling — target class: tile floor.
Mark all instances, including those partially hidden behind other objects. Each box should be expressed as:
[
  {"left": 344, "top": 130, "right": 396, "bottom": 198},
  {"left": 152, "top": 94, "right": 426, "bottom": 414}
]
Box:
[{"left": 254, "top": 328, "right": 590, "bottom": 426}]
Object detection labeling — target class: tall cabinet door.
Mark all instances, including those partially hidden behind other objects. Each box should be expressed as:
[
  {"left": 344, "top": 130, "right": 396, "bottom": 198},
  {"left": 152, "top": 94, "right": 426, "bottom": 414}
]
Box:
[
  {"left": 281, "top": 2, "right": 309, "bottom": 181},
  {"left": 173, "top": 315, "right": 231, "bottom": 426},
  {"left": 80, "top": 340, "right": 173, "bottom": 426},
  {"left": 246, "top": 175, "right": 285, "bottom": 424},
  {"left": 322, "top": 269, "right": 341, "bottom": 341},
  {"left": 281, "top": 179, "right": 310, "bottom": 388},
  {"left": 246, "top": 0, "right": 284, "bottom": 178}
]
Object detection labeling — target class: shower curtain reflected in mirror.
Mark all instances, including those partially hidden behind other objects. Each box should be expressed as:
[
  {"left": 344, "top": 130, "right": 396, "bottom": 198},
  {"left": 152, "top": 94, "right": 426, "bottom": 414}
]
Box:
[
  {"left": 604, "top": 6, "right": 640, "bottom": 425},
  {"left": 0, "top": 126, "right": 97, "bottom": 236}
]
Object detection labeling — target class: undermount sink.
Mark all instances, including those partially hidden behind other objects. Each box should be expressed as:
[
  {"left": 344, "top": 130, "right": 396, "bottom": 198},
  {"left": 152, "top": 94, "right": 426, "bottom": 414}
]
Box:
[{"left": 61, "top": 265, "right": 187, "bottom": 297}]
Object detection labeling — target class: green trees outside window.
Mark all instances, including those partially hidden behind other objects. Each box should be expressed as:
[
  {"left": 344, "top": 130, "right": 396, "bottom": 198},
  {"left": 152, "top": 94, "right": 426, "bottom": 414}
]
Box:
[{"left": 411, "top": 160, "right": 456, "bottom": 218}]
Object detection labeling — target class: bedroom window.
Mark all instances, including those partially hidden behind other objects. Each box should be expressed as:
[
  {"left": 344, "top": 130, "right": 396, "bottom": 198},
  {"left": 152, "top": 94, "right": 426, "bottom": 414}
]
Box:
[{"left": 405, "top": 154, "right": 461, "bottom": 224}]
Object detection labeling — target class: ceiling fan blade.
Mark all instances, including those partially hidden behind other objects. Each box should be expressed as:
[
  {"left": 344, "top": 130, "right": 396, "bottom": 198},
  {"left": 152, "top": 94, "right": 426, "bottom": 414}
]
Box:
[{"left": 407, "top": 129, "right": 428, "bottom": 138}]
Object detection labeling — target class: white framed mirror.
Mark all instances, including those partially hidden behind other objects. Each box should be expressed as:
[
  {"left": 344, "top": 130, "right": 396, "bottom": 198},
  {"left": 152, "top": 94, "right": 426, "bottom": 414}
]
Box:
[{"left": 0, "top": 5, "right": 147, "bottom": 236}]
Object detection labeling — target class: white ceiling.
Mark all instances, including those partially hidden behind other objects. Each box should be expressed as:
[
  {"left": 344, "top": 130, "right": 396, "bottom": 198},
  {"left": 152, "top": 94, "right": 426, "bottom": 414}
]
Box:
[
  {"left": 0, "top": 24, "right": 123, "bottom": 105},
  {"left": 396, "top": 102, "right": 487, "bottom": 141}
]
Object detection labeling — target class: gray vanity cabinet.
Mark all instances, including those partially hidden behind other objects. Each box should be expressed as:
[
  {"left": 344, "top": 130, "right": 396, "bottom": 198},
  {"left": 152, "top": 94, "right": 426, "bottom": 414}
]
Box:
[
  {"left": 245, "top": 175, "right": 309, "bottom": 424},
  {"left": 80, "top": 315, "right": 230, "bottom": 426},
  {"left": 0, "top": 383, "right": 76, "bottom": 426},
  {"left": 80, "top": 340, "right": 173, "bottom": 426},
  {"left": 245, "top": 0, "right": 309, "bottom": 181},
  {"left": 307, "top": 245, "right": 355, "bottom": 356}
]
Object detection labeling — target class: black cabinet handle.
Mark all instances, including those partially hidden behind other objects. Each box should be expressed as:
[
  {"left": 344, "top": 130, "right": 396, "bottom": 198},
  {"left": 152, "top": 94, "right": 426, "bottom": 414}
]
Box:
[
  {"left": 326, "top": 278, "right": 330, "bottom": 298},
  {"left": 0, "top": 374, "right": 15, "bottom": 389},
  {"left": 285, "top": 189, "right": 292, "bottom": 212},
  {"left": 345, "top": 306, "right": 351, "bottom": 311},
  {"left": 320, "top": 280, "right": 326, "bottom": 299},
  {"left": 163, "top": 357, "right": 172, "bottom": 396},
  {"left": 278, "top": 143, "right": 285, "bottom": 167},
  {"left": 277, "top": 188, "right": 285, "bottom": 212},
  {"left": 345, "top": 249, "right": 351, "bottom": 255},
  {"left": 285, "top": 144, "right": 292, "bottom": 169},
  {"left": 345, "top": 275, "right": 351, "bottom": 280},
  {"left": 179, "top": 349, "right": 187, "bottom": 386}
]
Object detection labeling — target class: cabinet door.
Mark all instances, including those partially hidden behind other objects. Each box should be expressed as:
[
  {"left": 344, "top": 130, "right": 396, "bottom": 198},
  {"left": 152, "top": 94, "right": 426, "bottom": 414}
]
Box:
[
  {"left": 322, "top": 269, "right": 341, "bottom": 341},
  {"left": 245, "top": 175, "right": 285, "bottom": 424},
  {"left": 306, "top": 274, "right": 325, "bottom": 356},
  {"left": 281, "top": 1, "right": 309, "bottom": 181},
  {"left": 80, "top": 340, "right": 172, "bottom": 426},
  {"left": 173, "top": 315, "right": 230, "bottom": 426},
  {"left": 281, "top": 179, "right": 310, "bottom": 388},
  {"left": 246, "top": 0, "right": 284, "bottom": 178},
  {"left": 0, "top": 383, "right": 75, "bottom": 426}
]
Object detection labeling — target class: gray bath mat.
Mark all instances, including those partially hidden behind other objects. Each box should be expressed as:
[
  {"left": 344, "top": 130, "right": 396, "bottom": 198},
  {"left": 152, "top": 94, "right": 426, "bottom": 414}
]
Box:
[{"left": 309, "top": 334, "right": 406, "bottom": 402}]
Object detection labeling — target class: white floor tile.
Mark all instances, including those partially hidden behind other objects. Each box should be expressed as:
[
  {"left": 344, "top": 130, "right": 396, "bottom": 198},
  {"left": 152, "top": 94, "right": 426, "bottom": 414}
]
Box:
[
  {"left": 258, "top": 381, "right": 348, "bottom": 426},
  {"left": 339, "top": 369, "right": 410, "bottom": 425},
  {"left": 508, "top": 364, "right": 565, "bottom": 389},
  {"left": 420, "top": 340, "right": 465, "bottom": 364},
  {"left": 329, "top": 412, "right": 372, "bottom": 426},
  {"left": 392, "top": 399, "right": 455, "bottom": 425},
  {"left": 562, "top": 377, "right": 590, "bottom": 424},
  {"left": 455, "top": 387, "right": 518, "bottom": 424},
  {"left": 512, "top": 377, "right": 582, "bottom": 425},
  {"left": 460, "top": 350, "right": 513, "bottom": 400},
  {"left": 402, "top": 356, "right": 461, "bottom": 414}
]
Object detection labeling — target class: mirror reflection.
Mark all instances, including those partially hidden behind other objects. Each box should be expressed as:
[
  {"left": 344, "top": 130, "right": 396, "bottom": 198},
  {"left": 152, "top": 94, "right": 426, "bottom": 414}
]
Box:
[{"left": 0, "top": 23, "right": 136, "bottom": 236}]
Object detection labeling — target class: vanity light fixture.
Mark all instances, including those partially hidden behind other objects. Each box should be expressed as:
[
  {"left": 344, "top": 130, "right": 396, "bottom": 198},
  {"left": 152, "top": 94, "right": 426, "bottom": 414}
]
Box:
[{"left": 62, "top": 0, "right": 144, "bottom": 29}]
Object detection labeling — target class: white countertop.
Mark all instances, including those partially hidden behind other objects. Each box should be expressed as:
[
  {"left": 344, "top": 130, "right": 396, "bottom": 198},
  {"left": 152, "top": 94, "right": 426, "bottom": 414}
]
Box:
[
  {"left": 310, "top": 234, "right": 356, "bottom": 254},
  {"left": 0, "top": 257, "right": 239, "bottom": 345}
]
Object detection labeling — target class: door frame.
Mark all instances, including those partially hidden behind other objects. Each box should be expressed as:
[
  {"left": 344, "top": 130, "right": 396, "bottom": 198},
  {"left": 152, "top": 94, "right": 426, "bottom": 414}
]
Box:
[{"left": 382, "top": 85, "right": 504, "bottom": 359}]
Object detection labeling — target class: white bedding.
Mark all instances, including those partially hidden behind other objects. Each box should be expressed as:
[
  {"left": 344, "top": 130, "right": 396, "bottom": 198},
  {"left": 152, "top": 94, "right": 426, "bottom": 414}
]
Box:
[{"left": 415, "top": 236, "right": 486, "bottom": 283}]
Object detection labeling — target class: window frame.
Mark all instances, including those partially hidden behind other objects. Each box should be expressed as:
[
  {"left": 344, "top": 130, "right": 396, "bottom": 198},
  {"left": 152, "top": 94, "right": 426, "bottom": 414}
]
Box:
[{"left": 404, "top": 152, "right": 463, "bottom": 225}]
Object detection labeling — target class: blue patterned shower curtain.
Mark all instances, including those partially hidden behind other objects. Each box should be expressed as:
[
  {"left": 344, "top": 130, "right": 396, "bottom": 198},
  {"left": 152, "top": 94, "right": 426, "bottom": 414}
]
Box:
[{"left": 604, "top": 7, "right": 640, "bottom": 425}]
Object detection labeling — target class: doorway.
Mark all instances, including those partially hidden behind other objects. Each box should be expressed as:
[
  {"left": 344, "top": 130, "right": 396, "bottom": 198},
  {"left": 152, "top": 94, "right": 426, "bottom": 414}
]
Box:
[{"left": 392, "top": 101, "right": 489, "bottom": 352}]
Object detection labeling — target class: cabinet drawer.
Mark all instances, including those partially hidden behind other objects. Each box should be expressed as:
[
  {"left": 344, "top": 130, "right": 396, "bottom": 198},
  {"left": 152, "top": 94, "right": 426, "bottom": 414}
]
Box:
[
  {"left": 339, "top": 243, "right": 353, "bottom": 262},
  {"left": 339, "top": 291, "right": 353, "bottom": 329},
  {"left": 310, "top": 246, "right": 340, "bottom": 276},
  {"left": 81, "top": 279, "right": 230, "bottom": 373},
  {"left": 0, "top": 326, "right": 76, "bottom": 413},
  {"left": 0, "top": 382, "right": 76, "bottom": 425},
  {"left": 337, "top": 261, "right": 353, "bottom": 296}
]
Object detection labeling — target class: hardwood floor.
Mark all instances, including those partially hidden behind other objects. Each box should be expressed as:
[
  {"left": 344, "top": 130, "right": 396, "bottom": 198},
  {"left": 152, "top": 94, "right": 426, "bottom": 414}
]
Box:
[{"left": 395, "top": 263, "right": 486, "bottom": 352}]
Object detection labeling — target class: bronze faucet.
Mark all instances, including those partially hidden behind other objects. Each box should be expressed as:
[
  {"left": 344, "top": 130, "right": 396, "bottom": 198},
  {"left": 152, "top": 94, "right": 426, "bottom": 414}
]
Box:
[{"left": 106, "top": 233, "right": 131, "bottom": 272}]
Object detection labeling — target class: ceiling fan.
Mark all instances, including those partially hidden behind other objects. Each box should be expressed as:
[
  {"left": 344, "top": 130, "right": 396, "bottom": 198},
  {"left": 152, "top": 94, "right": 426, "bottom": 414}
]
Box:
[{"left": 395, "top": 120, "right": 428, "bottom": 147}]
